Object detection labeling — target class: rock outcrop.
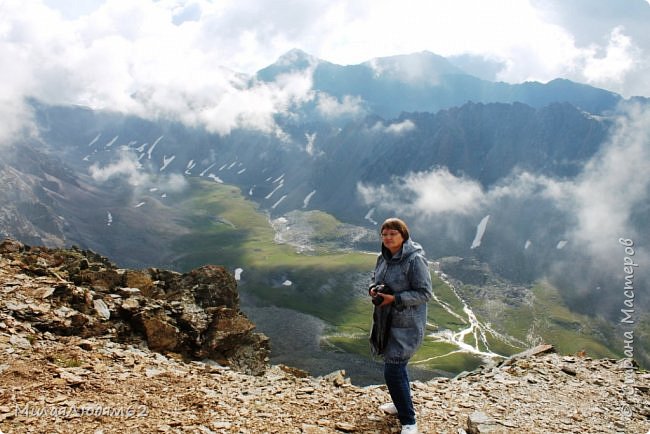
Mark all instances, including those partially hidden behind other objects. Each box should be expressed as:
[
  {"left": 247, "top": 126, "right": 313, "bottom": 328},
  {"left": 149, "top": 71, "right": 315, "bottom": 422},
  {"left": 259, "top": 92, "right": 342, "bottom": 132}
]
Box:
[
  {"left": 0, "top": 238, "right": 269, "bottom": 375},
  {"left": 1, "top": 239, "right": 648, "bottom": 433}
]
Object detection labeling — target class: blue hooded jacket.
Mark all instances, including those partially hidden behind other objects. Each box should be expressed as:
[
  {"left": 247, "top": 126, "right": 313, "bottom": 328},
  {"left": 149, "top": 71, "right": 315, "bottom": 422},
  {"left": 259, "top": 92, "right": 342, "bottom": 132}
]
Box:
[{"left": 370, "top": 238, "right": 433, "bottom": 363}]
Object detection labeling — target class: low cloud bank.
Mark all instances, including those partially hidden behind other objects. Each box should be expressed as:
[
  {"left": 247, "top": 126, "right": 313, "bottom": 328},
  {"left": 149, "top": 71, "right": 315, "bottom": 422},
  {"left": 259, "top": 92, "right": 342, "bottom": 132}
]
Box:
[
  {"left": 89, "top": 150, "right": 188, "bottom": 193},
  {"left": 359, "top": 103, "right": 650, "bottom": 313}
]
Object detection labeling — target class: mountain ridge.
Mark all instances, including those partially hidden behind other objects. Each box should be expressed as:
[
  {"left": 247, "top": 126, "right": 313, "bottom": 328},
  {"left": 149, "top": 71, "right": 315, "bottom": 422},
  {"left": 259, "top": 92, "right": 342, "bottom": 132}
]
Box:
[{"left": 259, "top": 48, "right": 625, "bottom": 118}]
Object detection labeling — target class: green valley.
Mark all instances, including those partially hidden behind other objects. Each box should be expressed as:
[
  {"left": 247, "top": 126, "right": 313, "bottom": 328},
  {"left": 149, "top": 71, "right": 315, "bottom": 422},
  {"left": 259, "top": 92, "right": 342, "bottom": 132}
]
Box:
[{"left": 162, "top": 179, "right": 622, "bottom": 381}]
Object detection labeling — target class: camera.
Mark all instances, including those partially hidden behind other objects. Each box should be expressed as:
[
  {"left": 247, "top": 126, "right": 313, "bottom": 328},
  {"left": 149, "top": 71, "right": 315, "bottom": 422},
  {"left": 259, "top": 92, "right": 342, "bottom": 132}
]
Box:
[{"left": 369, "top": 283, "right": 394, "bottom": 306}]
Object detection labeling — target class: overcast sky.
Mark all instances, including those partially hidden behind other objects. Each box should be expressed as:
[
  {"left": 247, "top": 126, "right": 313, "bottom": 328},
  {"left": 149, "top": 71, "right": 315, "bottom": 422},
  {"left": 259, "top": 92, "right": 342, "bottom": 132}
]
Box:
[{"left": 2, "top": 0, "right": 650, "bottom": 142}]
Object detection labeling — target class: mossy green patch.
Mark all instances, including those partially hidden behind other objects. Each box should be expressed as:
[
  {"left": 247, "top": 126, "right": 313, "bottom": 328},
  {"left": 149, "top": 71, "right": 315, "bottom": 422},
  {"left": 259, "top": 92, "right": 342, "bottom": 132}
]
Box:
[{"left": 498, "top": 281, "right": 619, "bottom": 359}]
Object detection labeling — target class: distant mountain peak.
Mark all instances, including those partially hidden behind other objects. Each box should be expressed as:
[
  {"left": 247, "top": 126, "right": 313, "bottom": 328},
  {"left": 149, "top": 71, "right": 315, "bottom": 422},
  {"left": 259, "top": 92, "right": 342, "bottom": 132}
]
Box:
[
  {"left": 256, "top": 49, "right": 321, "bottom": 81},
  {"left": 275, "top": 48, "right": 320, "bottom": 68}
]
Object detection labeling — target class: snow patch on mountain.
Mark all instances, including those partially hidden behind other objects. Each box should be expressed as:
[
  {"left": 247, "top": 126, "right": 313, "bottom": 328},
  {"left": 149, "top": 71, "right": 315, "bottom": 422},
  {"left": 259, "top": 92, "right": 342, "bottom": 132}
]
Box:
[
  {"left": 185, "top": 159, "right": 196, "bottom": 174},
  {"left": 364, "top": 208, "right": 378, "bottom": 225},
  {"left": 471, "top": 215, "right": 490, "bottom": 249},
  {"left": 147, "top": 136, "right": 163, "bottom": 159},
  {"left": 160, "top": 155, "right": 176, "bottom": 171},
  {"left": 305, "top": 132, "right": 320, "bottom": 156},
  {"left": 271, "top": 195, "right": 287, "bottom": 209},
  {"left": 105, "top": 136, "right": 118, "bottom": 148},
  {"left": 87, "top": 133, "right": 100, "bottom": 147},
  {"left": 303, "top": 190, "right": 316, "bottom": 208},
  {"left": 200, "top": 163, "right": 216, "bottom": 176},
  {"left": 265, "top": 182, "right": 284, "bottom": 199}
]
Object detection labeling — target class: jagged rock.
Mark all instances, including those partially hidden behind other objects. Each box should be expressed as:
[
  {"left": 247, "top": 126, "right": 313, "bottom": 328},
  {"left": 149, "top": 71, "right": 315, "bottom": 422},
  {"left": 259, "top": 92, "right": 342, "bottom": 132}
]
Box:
[
  {"left": 9, "top": 334, "right": 31, "bottom": 349},
  {"left": 561, "top": 365, "right": 577, "bottom": 376},
  {"left": 0, "top": 238, "right": 269, "bottom": 375},
  {"left": 278, "top": 364, "right": 310, "bottom": 378},
  {"left": 58, "top": 370, "right": 85, "bottom": 386},
  {"left": 466, "top": 411, "right": 498, "bottom": 433},
  {"left": 0, "top": 239, "right": 24, "bottom": 254},
  {"left": 301, "top": 424, "right": 329, "bottom": 433},
  {"left": 123, "top": 270, "right": 155, "bottom": 296},
  {"left": 140, "top": 315, "right": 181, "bottom": 351},
  {"left": 120, "top": 297, "right": 140, "bottom": 311},
  {"left": 321, "top": 369, "right": 350, "bottom": 387},
  {"left": 117, "top": 287, "right": 141, "bottom": 297},
  {"left": 77, "top": 339, "right": 94, "bottom": 350},
  {"left": 93, "top": 298, "right": 110, "bottom": 320},
  {"left": 182, "top": 265, "right": 239, "bottom": 309},
  {"left": 334, "top": 421, "right": 357, "bottom": 432}
]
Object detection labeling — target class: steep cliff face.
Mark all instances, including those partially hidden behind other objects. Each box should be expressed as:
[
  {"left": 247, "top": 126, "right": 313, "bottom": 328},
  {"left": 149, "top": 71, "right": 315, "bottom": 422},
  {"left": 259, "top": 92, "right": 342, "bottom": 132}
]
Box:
[
  {"left": 0, "top": 238, "right": 269, "bottom": 375},
  {"left": 0, "top": 145, "right": 68, "bottom": 246}
]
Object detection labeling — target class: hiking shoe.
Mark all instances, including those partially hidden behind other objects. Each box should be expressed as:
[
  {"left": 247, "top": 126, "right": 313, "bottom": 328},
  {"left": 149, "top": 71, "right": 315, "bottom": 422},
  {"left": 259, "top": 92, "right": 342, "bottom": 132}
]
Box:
[
  {"left": 379, "top": 402, "right": 398, "bottom": 415},
  {"left": 401, "top": 423, "right": 419, "bottom": 434}
]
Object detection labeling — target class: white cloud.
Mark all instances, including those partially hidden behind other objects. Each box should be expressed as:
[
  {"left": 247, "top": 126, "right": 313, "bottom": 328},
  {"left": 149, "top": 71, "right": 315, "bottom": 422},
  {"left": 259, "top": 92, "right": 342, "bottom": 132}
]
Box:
[
  {"left": 366, "top": 54, "right": 454, "bottom": 85},
  {"left": 357, "top": 164, "right": 559, "bottom": 218},
  {"left": 358, "top": 103, "right": 650, "bottom": 264},
  {"left": 316, "top": 93, "right": 365, "bottom": 118},
  {"left": 89, "top": 152, "right": 149, "bottom": 186},
  {"left": 89, "top": 150, "right": 188, "bottom": 192},
  {"left": 1, "top": 0, "right": 650, "bottom": 150},
  {"left": 370, "top": 120, "right": 416, "bottom": 135},
  {"left": 562, "top": 102, "right": 650, "bottom": 260},
  {"left": 358, "top": 167, "right": 485, "bottom": 215},
  {"left": 0, "top": 0, "right": 317, "bottom": 146},
  {"left": 187, "top": 70, "right": 315, "bottom": 136},
  {"left": 0, "top": 100, "right": 35, "bottom": 149},
  {"left": 583, "top": 27, "right": 640, "bottom": 86},
  {"left": 159, "top": 173, "right": 189, "bottom": 193},
  {"left": 313, "top": 0, "right": 650, "bottom": 97}
]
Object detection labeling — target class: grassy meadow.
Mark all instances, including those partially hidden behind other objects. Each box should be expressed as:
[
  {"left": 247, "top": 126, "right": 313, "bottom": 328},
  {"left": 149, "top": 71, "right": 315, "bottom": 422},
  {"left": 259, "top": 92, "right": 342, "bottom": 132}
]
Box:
[{"left": 164, "top": 179, "right": 623, "bottom": 376}]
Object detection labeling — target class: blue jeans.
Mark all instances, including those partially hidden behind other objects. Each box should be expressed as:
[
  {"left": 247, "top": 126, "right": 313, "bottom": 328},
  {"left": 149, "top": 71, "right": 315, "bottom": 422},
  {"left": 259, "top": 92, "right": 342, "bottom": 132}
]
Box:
[{"left": 384, "top": 362, "right": 416, "bottom": 426}]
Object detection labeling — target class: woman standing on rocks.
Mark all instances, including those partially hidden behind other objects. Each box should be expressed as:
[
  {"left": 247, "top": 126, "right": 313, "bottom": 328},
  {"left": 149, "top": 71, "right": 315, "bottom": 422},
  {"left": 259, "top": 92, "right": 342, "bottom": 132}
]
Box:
[{"left": 369, "top": 218, "right": 432, "bottom": 434}]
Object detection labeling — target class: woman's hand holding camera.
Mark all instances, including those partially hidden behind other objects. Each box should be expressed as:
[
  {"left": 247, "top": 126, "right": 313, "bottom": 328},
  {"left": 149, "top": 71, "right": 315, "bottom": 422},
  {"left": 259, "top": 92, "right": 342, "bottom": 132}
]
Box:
[
  {"left": 369, "top": 284, "right": 395, "bottom": 307},
  {"left": 375, "top": 292, "right": 394, "bottom": 306}
]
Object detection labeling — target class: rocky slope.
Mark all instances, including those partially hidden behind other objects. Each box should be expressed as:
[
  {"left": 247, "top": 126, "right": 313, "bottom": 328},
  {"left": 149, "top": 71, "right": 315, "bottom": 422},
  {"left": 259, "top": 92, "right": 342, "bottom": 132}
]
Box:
[
  {"left": 0, "top": 240, "right": 648, "bottom": 433},
  {"left": 0, "top": 239, "right": 269, "bottom": 375}
]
